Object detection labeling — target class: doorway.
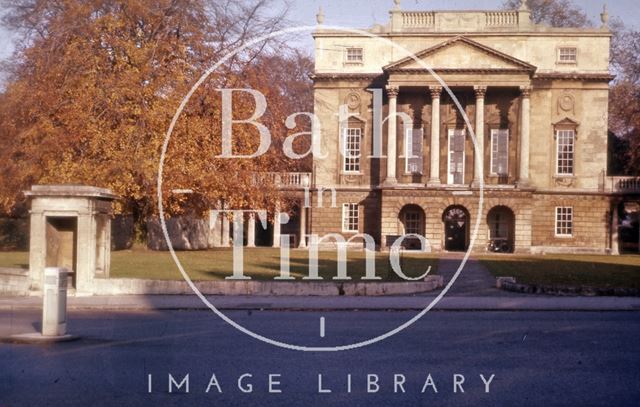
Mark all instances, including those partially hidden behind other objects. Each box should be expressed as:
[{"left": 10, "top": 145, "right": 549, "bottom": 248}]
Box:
[
  {"left": 487, "top": 206, "right": 515, "bottom": 253},
  {"left": 443, "top": 206, "right": 469, "bottom": 251},
  {"left": 45, "top": 217, "right": 77, "bottom": 288}
]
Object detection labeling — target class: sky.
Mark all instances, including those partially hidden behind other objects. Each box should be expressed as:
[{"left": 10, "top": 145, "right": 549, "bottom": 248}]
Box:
[
  {"left": 283, "top": 0, "right": 640, "bottom": 52},
  {"left": 0, "top": 0, "right": 638, "bottom": 61},
  {"left": 286, "top": 0, "right": 639, "bottom": 29}
]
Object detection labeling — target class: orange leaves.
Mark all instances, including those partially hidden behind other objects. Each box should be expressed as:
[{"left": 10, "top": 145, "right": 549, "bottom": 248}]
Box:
[{"left": 0, "top": 0, "right": 311, "bottom": 219}]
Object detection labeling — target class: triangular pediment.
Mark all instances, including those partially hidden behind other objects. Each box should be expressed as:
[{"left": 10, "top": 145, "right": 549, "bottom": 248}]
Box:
[
  {"left": 553, "top": 117, "right": 580, "bottom": 127},
  {"left": 384, "top": 36, "right": 536, "bottom": 73}
]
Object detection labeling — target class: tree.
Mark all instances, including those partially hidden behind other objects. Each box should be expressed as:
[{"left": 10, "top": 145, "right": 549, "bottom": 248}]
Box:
[
  {"left": 0, "top": 0, "right": 313, "bottom": 226},
  {"left": 608, "top": 20, "right": 640, "bottom": 174},
  {"left": 502, "top": 0, "right": 592, "bottom": 28},
  {"left": 608, "top": 131, "right": 630, "bottom": 175}
]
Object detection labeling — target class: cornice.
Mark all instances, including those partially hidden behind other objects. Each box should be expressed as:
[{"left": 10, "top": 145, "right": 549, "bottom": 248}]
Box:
[
  {"left": 312, "top": 31, "right": 612, "bottom": 39},
  {"left": 534, "top": 73, "right": 615, "bottom": 81},
  {"left": 310, "top": 73, "right": 384, "bottom": 82},
  {"left": 387, "top": 68, "right": 532, "bottom": 75}
]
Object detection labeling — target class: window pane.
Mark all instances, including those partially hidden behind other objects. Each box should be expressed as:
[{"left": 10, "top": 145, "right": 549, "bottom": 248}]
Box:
[
  {"left": 556, "top": 130, "right": 575, "bottom": 175},
  {"left": 343, "top": 203, "right": 359, "bottom": 232},
  {"left": 346, "top": 48, "right": 363, "bottom": 62},
  {"left": 343, "top": 128, "right": 361, "bottom": 172},
  {"left": 491, "top": 129, "right": 509, "bottom": 175},
  {"left": 559, "top": 47, "right": 577, "bottom": 62},
  {"left": 404, "top": 211, "right": 421, "bottom": 234},
  {"left": 406, "top": 128, "right": 423, "bottom": 174},
  {"left": 448, "top": 130, "right": 465, "bottom": 184},
  {"left": 555, "top": 207, "right": 573, "bottom": 236},
  {"left": 489, "top": 211, "right": 510, "bottom": 239}
]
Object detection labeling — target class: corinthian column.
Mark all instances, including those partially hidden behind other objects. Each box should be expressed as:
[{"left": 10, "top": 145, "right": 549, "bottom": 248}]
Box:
[
  {"left": 473, "top": 86, "right": 487, "bottom": 186},
  {"left": 518, "top": 86, "right": 531, "bottom": 187},
  {"left": 427, "top": 86, "right": 442, "bottom": 186},
  {"left": 385, "top": 85, "right": 399, "bottom": 184}
]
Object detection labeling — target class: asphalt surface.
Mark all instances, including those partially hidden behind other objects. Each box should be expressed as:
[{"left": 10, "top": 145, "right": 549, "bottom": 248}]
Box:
[
  {"left": 3, "top": 293, "right": 640, "bottom": 311},
  {"left": 1, "top": 309, "right": 639, "bottom": 406}
]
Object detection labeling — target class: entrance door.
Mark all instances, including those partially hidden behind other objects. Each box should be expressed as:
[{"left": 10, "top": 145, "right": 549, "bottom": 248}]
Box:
[
  {"left": 45, "top": 217, "right": 78, "bottom": 288},
  {"left": 444, "top": 206, "right": 468, "bottom": 251},
  {"left": 448, "top": 129, "right": 465, "bottom": 185}
]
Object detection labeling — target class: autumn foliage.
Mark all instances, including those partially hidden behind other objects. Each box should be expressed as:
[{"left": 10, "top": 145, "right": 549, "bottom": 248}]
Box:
[{"left": 0, "top": 0, "right": 313, "bottom": 222}]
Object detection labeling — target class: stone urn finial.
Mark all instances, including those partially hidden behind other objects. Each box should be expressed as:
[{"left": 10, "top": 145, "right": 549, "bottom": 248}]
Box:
[
  {"left": 601, "top": 4, "right": 609, "bottom": 28},
  {"left": 394, "top": 0, "right": 401, "bottom": 11},
  {"left": 316, "top": 6, "right": 325, "bottom": 25},
  {"left": 519, "top": 0, "right": 529, "bottom": 11}
]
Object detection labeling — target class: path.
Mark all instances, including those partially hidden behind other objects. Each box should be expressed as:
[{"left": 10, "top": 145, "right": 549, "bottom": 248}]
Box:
[{"left": 435, "top": 254, "right": 520, "bottom": 297}]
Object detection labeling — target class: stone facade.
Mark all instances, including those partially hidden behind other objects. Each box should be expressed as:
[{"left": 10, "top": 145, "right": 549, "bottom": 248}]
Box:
[{"left": 307, "top": 1, "right": 623, "bottom": 254}]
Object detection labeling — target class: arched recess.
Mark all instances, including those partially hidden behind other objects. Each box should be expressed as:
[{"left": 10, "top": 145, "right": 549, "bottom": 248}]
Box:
[
  {"left": 398, "top": 204, "right": 425, "bottom": 250},
  {"left": 442, "top": 205, "right": 470, "bottom": 252},
  {"left": 486, "top": 205, "right": 515, "bottom": 253}
]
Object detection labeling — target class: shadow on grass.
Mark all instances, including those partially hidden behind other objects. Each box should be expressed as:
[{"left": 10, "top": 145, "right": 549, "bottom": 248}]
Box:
[
  {"left": 0, "top": 251, "right": 29, "bottom": 270},
  {"left": 480, "top": 257, "right": 640, "bottom": 289},
  {"left": 194, "top": 252, "right": 437, "bottom": 282},
  {"left": 108, "top": 247, "right": 438, "bottom": 281}
]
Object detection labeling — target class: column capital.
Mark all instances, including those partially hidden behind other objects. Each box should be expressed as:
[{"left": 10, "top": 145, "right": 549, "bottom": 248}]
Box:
[
  {"left": 386, "top": 85, "right": 399, "bottom": 98},
  {"left": 473, "top": 85, "right": 487, "bottom": 98},
  {"left": 429, "top": 85, "right": 442, "bottom": 99},
  {"left": 519, "top": 85, "right": 532, "bottom": 98}
]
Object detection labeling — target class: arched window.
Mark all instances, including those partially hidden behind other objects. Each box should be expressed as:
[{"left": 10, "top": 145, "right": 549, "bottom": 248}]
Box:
[
  {"left": 398, "top": 204, "right": 426, "bottom": 251},
  {"left": 399, "top": 205, "right": 425, "bottom": 236}
]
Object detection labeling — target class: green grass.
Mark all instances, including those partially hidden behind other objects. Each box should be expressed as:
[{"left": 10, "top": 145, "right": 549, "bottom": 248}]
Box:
[
  {"left": 7, "top": 248, "right": 637, "bottom": 287},
  {"left": 110, "top": 247, "right": 437, "bottom": 281},
  {"left": 479, "top": 254, "right": 640, "bottom": 289},
  {"left": 0, "top": 251, "right": 28, "bottom": 269},
  {"left": 0, "top": 247, "right": 438, "bottom": 281}
]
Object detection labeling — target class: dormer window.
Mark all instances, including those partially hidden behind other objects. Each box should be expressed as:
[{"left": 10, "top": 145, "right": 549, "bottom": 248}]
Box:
[
  {"left": 558, "top": 47, "right": 577, "bottom": 64},
  {"left": 345, "top": 47, "right": 363, "bottom": 64}
]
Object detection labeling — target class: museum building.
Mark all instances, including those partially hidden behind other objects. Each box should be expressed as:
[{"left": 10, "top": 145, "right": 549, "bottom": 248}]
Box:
[{"left": 300, "top": 1, "right": 639, "bottom": 254}]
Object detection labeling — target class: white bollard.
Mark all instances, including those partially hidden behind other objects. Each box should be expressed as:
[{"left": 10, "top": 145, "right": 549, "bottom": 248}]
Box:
[{"left": 42, "top": 267, "right": 68, "bottom": 336}]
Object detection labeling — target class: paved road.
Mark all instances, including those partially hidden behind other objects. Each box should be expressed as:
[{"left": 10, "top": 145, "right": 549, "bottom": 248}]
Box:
[
  {"left": 1, "top": 309, "right": 639, "bottom": 406},
  {"left": 3, "top": 293, "right": 640, "bottom": 311}
]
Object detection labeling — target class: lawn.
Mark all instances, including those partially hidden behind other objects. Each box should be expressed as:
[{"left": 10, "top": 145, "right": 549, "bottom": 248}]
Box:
[
  {"left": 110, "top": 247, "right": 437, "bottom": 281},
  {"left": 0, "top": 251, "right": 28, "bottom": 269},
  {"left": 0, "top": 247, "right": 438, "bottom": 282},
  {"left": 5, "top": 249, "right": 638, "bottom": 287},
  {"left": 479, "top": 254, "right": 640, "bottom": 289}
]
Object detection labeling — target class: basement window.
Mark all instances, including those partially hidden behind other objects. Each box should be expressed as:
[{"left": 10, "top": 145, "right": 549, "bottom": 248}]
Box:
[{"left": 555, "top": 207, "right": 574, "bottom": 237}]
